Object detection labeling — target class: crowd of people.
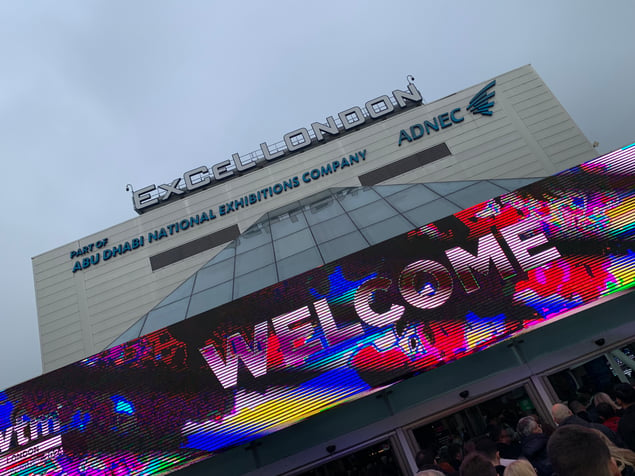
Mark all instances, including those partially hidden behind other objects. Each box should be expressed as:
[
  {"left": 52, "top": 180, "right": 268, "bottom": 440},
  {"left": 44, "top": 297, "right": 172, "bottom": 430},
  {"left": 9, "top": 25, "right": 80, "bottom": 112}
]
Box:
[{"left": 414, "top": 383, "right": 635, "bottom": 476}]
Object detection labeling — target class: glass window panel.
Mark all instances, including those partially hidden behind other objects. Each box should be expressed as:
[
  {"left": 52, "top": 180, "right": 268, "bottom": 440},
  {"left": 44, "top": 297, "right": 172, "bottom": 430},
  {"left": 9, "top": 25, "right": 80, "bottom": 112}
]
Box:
[
  {"left": 403, "top": 198, "right": 461, "bottom": 227},
  {"left": 303, "top": 194, "right": 345, "bottom": 226},
  {"left": 311, "top": 214, "right": 358, "bottom": 243},
  {"left": 187, "top": 281, "right": 233, "bottom": 318},
  {"left": 273, "top": 228, "right": 315, "bottom": 260},
  {"left": 193, "top": 257, "right": 235, "bottom": 293},
  {"left": 490, "top": 177, "right": 543, "bottom": 191},
  {"left": 202, "top": 243, "right": 235, "bottom": 268},
  {"left": 425, "top": 180, "right": 477, "bottom": 195},
  {"left": 445, "top": 181, "right": 508, "bottom": 209},
  {"left": 235, "top": 243, "right": 274, "bottom": 276},
  {"left": 547, "top": 340, "right": 635, "bottom": 402},
  {"left": 299, "top": 188, "right": 333, "bottom": 207},
  {"left": 385, "top": 185, "right": 439, "bottom": 212},
  {"left": 233, "top": 264, "right": 277, "bottom": 299},
  {"left": 270, "top": 210, "right": 308, "bottom": 240},
  {"left": 375, "top": 184, "right": 412, "bottom": 197},
  {"left": 141, "top": 298, "right": 189, "bottom": 335},
  {"left": 293, "top": 439, "right": 405, "bottom": 476},
  {"left": 318, "top": 231, "right": 368, "bottom": 263},
  {"left": 361, "top": 215, "right": 413, "bottom": 245},
  {"left": 411, "top": 386, "right": 536, "bottom": 461},
  {"left": 269, "top": 200, "right": 305, "bottom": 218},
  {"left": 235, "top": 222, "right": 272, "bottom": 253},
  {"left": 348, "top": 199, "right": 395, "bottom": 228},
  {"left": 611, "top": 343, "right": 635, "bottom": 381},
  {"left": 156, "top": 275, "right": 195, "bottom": 308},
  {"left": 335, "top": 187, "right": 381, "bottom": 211},
  {"left": 277, "top": 247, "right": 323, "bottom": 281},
  {"left": 108, "top": 317, "right": 146, "bottom": 348}
]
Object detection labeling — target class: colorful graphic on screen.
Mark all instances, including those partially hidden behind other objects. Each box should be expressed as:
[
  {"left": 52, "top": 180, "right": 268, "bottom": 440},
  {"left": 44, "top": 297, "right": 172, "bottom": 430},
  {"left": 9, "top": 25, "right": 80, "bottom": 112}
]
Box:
[{"left": 2, "top": 145, "right": 634, "bottom": 475}]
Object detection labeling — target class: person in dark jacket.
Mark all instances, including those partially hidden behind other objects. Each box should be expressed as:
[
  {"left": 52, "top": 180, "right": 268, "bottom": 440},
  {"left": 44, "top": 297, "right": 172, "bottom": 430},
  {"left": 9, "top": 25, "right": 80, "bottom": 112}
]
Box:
[
  {"left": 552, "top": 403, "right": 623, "bottom": 447},
  {"left": 516, "top": 416, "right": 553, "bottom": 476},
  {"left": 615, "top": 383, "right": 635, "bottom": 452}
]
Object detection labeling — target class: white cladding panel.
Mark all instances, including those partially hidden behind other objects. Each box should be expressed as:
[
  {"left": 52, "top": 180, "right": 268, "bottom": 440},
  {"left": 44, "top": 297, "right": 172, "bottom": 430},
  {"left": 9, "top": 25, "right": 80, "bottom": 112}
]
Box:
[{"left": 32, "top": 65, "right": 596, "bottom": 373}]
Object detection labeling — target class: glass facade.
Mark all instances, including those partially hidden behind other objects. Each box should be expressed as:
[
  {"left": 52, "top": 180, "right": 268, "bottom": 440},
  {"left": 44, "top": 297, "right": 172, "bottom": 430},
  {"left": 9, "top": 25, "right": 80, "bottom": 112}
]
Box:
[
  {"left": 411, "top": 386, "right": 536, "bottom": 457},
  {"left": 109, "top": 178, "right": 541, "bottom": 348},
  {"left": 289, "top": 439, "right": 406, "bottom": 476},
  {"left": 548, "top": 340, "right": 635, "bottom": 403}
]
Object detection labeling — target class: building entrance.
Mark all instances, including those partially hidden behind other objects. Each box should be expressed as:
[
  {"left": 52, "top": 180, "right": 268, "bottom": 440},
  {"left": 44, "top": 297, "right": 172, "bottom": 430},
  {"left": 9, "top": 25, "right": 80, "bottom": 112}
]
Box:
[
  {"left": 286, "top": 437, "right": 406, "bottom": 476},
  {"left": 284, "top": 383, "right": 548, "bottom": 476},
  {"left": 406, "top": 384, "right": 547, "bottom": 469},
  {"left": 546, "top": 339, "right": 635, "bottom": 407}
]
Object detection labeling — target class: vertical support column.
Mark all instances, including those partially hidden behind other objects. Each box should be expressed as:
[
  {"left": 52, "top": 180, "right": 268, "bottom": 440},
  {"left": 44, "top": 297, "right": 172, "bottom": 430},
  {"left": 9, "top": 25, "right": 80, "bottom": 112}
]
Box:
[
  {"left": 394, "top": 428, "right": 419, "bottom": 476},
  {"left": 529, "top": 375, "right": 557, "bottom": 407},
  {"left": 527, "top": 375, "right": 562, "bottom": 428}
]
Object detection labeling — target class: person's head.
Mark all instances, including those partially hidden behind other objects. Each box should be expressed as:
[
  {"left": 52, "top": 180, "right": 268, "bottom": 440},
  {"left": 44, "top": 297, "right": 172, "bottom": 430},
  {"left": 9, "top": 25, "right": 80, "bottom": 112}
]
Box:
[
  {"left": 470, "top": 436, "right": 499, "bottom": 465},
  {"left": 594, "top": 392, "right": 621, "bottom": 411},
  {"left": 569, "top": 399, "right": 587, "bottom": 415},
  {"left": 594, "top": 428, "right": 635, "bottom": 474},
  {"left": 551, "top": 403, "right": 573, "bottom": 425},
  {"left": 459, "top": 452, "right": 496, "bottom": 476},
  {"left": 517, "top": 416, "right": 541, "bottom": 438},
  {"left": 547, "top": 425, "right": 620, "bottom": 476},
  {"left": 503, "top": 459, "right": 537, "bottom": 476},
  {"left": 415, "top": 448, "right": 437, "bottom": 469},
  {"left": 463, "top": 439, "right": 476, "bottom": 456},
  {"left": 490, "top": 425, "right": 512, "bottom": 445},
  {"left": 416, "top": 471, "right": 445, "bottom": 476},
  {"left": 614, "top": 383, "right": 635, "bottom": 408},
  {"left": 499, "top": 427, "right": 513, "bottom": 445},
  {"left": 596, "top": 402, "right": 617, "bottom": 421}
]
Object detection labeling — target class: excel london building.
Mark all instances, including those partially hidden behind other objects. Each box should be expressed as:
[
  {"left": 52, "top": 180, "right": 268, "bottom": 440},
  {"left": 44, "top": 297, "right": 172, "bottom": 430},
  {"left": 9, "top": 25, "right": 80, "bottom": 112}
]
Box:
[{"left": 11, "top": 64, "right": 634, "bottom": 475}]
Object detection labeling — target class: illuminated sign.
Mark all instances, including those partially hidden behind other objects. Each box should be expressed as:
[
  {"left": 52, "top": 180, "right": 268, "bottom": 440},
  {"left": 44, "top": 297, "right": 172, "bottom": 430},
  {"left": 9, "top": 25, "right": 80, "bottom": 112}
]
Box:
[
  {"left": 132, "top": 82, "right": 422, "bottom": 213},
  {"left": 5, "top": 145, "right": 634, "bottom": 474},
  {"left": 199, "top": 216, "right": 559, "bottom": 390}
]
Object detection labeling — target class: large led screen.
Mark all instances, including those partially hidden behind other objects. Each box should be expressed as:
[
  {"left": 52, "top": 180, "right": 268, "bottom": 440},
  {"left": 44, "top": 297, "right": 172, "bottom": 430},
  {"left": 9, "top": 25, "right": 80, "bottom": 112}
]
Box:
[{"left": 3, "top": 145, "right": 635, "bottom": 475}]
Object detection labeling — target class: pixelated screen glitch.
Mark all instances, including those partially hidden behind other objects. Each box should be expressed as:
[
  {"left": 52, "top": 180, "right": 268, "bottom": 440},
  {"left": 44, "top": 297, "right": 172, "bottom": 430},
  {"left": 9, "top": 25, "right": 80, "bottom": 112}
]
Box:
[{"left": 2, "top": 145, "right": 634, "bottom": 475}]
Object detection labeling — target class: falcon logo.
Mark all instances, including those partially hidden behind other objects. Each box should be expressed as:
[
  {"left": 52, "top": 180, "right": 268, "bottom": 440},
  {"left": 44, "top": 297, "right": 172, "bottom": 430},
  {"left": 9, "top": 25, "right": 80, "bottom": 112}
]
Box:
[{"left": 466, "top": 80, "right": 496, "bottom": 116}]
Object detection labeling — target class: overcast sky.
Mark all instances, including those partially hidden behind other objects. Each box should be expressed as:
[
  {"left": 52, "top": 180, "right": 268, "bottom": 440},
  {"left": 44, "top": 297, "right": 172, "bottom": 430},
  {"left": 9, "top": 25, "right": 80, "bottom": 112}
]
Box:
[{"left": 1, "top": 0, "right": 634, "bottom": 390}]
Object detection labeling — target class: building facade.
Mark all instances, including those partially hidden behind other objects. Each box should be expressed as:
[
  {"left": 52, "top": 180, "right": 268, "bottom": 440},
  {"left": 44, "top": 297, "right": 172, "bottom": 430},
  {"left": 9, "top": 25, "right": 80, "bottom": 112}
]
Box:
[
  {"left": 33, "top": 65, "right": 597, "bottom": 373},
  {"left": 15, "top": 65, "right": 635, "bottom": 476}
]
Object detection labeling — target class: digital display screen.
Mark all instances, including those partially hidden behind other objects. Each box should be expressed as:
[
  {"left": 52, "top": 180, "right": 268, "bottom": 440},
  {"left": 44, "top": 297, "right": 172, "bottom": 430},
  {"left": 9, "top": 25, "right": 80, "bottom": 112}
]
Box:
[{"left": 2, "top": 145, "right": 634, "bottom": 475}]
